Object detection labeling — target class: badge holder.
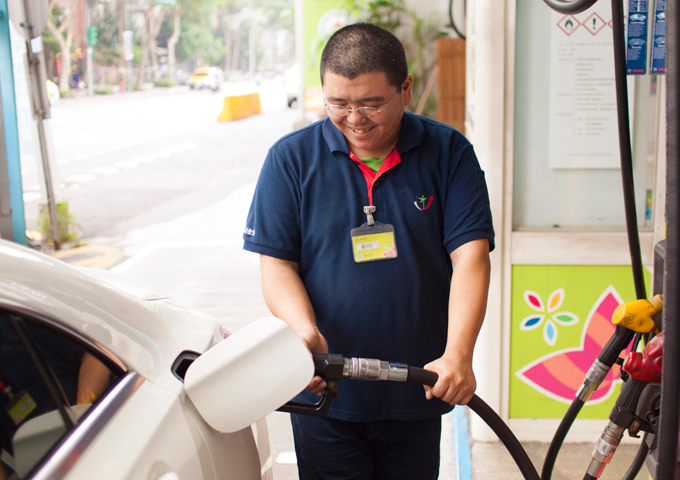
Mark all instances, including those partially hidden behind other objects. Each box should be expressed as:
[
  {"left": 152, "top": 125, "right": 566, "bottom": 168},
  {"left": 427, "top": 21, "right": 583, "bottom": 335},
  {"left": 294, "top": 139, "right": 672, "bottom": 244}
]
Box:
[{"left": 350, "top": 206, "right": 398, "bottom": 263}]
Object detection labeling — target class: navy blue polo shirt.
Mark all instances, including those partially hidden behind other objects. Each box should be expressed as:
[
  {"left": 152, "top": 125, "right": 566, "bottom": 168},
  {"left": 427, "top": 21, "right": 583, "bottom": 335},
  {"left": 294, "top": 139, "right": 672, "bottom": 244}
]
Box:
[{"left": 243, "top": 111, "right": 494, "bottom": 422}]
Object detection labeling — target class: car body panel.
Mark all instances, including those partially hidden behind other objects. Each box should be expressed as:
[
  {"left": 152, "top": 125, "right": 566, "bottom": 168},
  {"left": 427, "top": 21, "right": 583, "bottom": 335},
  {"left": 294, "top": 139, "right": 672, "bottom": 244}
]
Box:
[
  {"left": 0, "top": 240, "right": 217, "bottom": 390},
  {"left": 0, "top": 240, "right": 276, "bottom": 479}
]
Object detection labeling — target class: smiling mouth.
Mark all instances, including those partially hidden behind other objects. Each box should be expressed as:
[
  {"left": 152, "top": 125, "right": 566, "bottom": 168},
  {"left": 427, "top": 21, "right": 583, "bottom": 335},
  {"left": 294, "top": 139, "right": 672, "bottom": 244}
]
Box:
[{"left": 347, "top": 126, "right": 374, "bottom": 135}]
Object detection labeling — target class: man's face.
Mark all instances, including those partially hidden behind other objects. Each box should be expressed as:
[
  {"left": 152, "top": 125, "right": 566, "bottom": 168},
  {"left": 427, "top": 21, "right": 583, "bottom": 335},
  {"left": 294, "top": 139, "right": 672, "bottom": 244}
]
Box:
[{"left": 322, "top": 71, "right": 413, "bottom": 158}]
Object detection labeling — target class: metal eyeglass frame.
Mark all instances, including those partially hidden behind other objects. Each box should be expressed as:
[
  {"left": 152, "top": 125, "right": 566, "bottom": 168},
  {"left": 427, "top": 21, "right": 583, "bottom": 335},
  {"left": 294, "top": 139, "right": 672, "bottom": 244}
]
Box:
[{"left": 324, "top": 90, "right": 400, "bottom": 118}]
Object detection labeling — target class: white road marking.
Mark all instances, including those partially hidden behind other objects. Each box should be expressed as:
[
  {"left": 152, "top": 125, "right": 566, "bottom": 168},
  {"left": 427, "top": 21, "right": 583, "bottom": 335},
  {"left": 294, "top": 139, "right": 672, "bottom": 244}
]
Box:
[
  {"left": 113, "top": 160, "right": 139, "bottom": 169},
  {"left": 65, "top": 173, "right": 97, "bottom": 184},
  {"left": 130, "top": 155, "right": 155, "bottom": 163},
  {"left": 90, "top": 166, "right": 119, "bottom": 176},
  {"left": 23, "top": 192, "right": 41, "bottom": 203}
]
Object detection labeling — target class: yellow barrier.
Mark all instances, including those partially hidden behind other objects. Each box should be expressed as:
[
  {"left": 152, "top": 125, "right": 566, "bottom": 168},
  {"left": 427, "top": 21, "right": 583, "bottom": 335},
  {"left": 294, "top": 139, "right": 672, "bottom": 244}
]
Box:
[{"left": 217, "top": 93, "right": 261, "bottom": 122}]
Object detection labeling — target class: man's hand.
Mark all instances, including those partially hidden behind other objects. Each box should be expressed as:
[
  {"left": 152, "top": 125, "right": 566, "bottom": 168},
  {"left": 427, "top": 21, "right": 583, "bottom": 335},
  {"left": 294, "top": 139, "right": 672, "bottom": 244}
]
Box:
[
  {"left": 423, "top": 353, "right": 476, "bottom": 405},
  {"left": 260, "top": 255, "right": 330, "bottom": 396},
  {"left": 296, "top": 325, "right": 329, "bottom": 396},
  {"left": 423, "top": 238, "right": 490, "bottom": 406}
]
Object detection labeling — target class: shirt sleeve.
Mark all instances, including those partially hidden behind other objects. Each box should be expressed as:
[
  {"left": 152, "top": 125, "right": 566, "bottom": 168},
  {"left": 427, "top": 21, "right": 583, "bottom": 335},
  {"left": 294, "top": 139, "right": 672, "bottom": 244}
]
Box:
[
  {"left": 243, "top": 146, "right": 302, "bottom": 262},
  {"left": 443, "top": 144, "right": 495, "bottom": 254}
]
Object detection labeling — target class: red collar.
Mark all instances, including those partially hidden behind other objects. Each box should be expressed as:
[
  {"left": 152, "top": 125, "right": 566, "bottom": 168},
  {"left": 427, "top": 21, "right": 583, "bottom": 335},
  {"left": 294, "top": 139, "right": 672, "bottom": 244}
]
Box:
[{"left": 349, "top": 148, "right": 402, "bottom": 206}]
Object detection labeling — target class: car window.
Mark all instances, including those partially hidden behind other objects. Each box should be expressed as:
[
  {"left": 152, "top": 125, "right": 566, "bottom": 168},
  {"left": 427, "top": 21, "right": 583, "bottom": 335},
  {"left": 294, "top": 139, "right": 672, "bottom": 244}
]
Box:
[{"left": 0, "top": 312, "right": 123, "bottom": 479}]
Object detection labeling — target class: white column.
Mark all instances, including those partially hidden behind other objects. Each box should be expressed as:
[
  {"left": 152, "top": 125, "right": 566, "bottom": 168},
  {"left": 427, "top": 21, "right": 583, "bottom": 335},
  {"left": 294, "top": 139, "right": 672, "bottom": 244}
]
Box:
[{"left": 467, "top": 0, "right": 513, "bottom": 442}]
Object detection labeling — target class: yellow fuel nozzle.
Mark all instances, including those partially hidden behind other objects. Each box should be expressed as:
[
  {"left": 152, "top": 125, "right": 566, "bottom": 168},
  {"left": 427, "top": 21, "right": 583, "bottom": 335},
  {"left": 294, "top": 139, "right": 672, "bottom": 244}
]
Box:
[{"left": 611, "top": 294, "right": 663, "bottom": 333}]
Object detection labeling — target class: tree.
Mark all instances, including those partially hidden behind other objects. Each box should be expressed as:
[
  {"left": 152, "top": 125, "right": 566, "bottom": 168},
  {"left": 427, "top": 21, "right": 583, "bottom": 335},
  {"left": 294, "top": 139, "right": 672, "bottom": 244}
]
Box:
[
  {"left": 46, "top": 0, "right": 84, "bottom": 91},
  {"left": 138, "top": 5, "right": 166, "bottom": 88},
  {"left": 166, "top": 4, "right": 181, "bottom": 79}
]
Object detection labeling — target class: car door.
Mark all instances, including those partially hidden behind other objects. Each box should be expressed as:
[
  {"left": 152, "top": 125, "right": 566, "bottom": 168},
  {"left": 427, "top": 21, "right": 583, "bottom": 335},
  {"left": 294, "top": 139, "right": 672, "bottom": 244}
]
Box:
[{"left": 0, "top": 308, "right": 218, "bottom": 480}]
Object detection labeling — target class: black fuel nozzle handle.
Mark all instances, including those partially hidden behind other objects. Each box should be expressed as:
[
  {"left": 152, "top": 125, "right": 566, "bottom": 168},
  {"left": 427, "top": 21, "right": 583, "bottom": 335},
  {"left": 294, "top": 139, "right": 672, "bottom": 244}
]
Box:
[
  {"left": 312, "top": 353, "right": 345, "bottom": 381},
  {"left": 406, "top": 366, "right": 438, "bottom": 387}
]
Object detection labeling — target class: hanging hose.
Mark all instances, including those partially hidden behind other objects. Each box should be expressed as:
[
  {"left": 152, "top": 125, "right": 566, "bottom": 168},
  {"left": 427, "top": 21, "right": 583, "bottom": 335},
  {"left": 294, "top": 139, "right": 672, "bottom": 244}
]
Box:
[
  {"left": 409, "top": 367, "right": 540, "bottom": 480},
  {"left": 540, "top": 399, "right": 585, "bottom": 479},
  {"left": 621, "top": 433, "right": 649, "bottom": 480},
  {"left": 536, "top": 0, "right": 649, "bottom": 477},
  {"left": 448, "top": 0, "right": 466, "bottom": 41}
]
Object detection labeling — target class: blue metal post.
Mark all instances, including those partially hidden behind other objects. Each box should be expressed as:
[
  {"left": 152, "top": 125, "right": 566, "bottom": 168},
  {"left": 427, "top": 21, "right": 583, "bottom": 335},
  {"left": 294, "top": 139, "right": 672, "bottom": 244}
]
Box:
[{"left": 0, "top": 0, "right": 26, "bottom": 245}]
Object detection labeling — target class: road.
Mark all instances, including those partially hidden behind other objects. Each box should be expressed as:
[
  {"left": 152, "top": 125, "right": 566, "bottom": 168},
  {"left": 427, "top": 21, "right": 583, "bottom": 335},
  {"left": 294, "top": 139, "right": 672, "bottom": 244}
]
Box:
[{"left": 21, "top": 80, "right": 296, "bottom": 240}]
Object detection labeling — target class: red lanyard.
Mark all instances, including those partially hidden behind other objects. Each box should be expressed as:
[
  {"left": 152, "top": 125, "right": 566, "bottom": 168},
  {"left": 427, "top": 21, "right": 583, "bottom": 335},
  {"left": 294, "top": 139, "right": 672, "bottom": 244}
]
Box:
[{"left": 349, "top": 147, "right": 402, "bottom": 206}]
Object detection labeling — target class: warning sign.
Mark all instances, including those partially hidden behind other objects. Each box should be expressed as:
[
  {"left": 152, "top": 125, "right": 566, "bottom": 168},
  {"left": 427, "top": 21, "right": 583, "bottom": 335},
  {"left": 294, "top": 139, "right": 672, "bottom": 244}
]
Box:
[
  {"left": 549, "top": 3, "right": 619, "bottom": 169},
  {"left": 557, "top": 15, "right": 580, "bottom": 36},
  {"left": 584, "top": 13, "right": 607, "bottom": 35}
]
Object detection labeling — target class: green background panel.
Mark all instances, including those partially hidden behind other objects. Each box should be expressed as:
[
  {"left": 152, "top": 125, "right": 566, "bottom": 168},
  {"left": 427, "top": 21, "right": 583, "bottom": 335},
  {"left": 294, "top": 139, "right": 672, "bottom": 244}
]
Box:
[
  {"left": 303, "top": 0, "right": 338, "bottom": 87},
  {"left": 509, "top": 265, "right": 651, "bottom": 419}
]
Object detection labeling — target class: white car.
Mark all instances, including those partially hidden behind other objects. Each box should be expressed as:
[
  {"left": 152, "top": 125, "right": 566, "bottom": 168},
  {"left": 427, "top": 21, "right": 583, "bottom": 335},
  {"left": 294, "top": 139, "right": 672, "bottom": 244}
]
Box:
[{"left": 0, "top": 239, "right": 312, "bottom": 480}]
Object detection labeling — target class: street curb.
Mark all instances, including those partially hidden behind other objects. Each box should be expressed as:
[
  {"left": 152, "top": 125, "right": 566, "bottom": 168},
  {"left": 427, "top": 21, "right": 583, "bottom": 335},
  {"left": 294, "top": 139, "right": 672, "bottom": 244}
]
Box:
[{"left": 50, "top": 244, "right": 123, "bottom": 270}]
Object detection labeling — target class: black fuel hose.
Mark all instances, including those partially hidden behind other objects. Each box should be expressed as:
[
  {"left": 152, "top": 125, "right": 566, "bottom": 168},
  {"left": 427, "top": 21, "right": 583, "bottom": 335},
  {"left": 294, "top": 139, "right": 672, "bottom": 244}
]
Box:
[
  {"left": 448, "top": 0, "right": 466, "bottom": 40},
  {"left": 408, "top": 367, "right": 540, "bottom": 480},
  {"left": 541, "top": 398, "right": 585, "bottom": 479},
  {"left": 621, "top": 433, "right": 649, "bottom": 480}
]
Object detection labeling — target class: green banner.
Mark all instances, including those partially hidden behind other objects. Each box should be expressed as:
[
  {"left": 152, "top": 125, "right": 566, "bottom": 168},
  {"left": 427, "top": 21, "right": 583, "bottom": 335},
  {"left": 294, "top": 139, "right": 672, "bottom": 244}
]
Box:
[
  {"left": 303, "top": 0, "right": 350, "bottom": 87},
  {"left": 509, "top": 265, "right": 651, "bottom": 419}
]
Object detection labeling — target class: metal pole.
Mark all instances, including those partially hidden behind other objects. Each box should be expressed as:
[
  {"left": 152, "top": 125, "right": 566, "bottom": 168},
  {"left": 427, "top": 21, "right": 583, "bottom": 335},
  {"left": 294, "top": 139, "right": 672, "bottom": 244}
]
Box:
[
  {"left": 20, "top": 22, "right": 59, "bottom": 249},
  {"left": 0, "top": 0, "right": 26, "bottom": 244},
  {"left": 86, "top": 0, "right": 93, "bottom": 96}
]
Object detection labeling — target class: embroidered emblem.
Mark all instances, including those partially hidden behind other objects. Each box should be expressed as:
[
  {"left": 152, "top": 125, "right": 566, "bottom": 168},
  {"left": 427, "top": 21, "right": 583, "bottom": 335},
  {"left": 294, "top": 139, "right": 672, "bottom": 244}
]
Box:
[{"left": 414, "top": 195, "right": 433, "bottom": 211}]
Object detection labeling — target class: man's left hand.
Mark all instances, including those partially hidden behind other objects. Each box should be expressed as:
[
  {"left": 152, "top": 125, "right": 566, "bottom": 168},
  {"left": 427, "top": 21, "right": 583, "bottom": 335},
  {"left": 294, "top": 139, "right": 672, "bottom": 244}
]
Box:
[{"left": 423, "top": 353, "right": 476, "bottom": 405}]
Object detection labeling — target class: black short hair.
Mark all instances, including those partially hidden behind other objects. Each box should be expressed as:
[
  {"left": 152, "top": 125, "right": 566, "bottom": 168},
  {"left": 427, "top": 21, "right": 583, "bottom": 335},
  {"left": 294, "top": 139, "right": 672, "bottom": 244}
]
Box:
[{"left": 320, "top": 23, "right": 408, "bottom": 88}]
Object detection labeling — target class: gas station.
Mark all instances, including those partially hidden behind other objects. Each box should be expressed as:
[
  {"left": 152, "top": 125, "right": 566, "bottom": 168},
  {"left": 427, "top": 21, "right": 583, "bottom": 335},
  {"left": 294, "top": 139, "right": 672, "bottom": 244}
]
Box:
[{"left": 1, "top": 0, "right": 679, "bottom": 478}]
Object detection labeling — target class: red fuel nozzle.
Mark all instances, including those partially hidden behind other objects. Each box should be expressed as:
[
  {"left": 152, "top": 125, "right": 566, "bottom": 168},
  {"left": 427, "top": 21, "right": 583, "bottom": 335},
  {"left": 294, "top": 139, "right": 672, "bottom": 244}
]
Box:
[{"left": 622, "top": 331, "right": 664, "bottom": 383}]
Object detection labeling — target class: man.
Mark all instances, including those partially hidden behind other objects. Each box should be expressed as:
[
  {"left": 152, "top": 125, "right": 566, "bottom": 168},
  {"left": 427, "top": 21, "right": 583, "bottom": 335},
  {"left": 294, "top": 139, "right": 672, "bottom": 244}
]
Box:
[{"left": 243, "top": 23, "right": 494, "bottom": 479}]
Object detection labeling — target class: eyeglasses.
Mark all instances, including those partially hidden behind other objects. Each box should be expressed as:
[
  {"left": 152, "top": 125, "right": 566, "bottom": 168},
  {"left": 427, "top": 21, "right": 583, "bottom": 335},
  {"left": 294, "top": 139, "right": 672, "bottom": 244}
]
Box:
[{"left": 324, "top": 90, "right": 400, "bottom": 118}]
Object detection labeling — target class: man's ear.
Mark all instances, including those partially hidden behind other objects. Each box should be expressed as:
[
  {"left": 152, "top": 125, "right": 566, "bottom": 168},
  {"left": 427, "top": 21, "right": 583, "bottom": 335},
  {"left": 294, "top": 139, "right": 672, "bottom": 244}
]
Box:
[{"left": 402, "top": 74, "right": 414, "bottom": 106}]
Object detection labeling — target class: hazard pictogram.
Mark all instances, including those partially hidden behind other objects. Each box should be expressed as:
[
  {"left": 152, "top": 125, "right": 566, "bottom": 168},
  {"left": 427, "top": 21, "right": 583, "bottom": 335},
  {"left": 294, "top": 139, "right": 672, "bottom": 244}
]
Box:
[
  {"left": 557, "top": 15, "right": 581, "bottom": 36},
  {"left": 584, "top": 12, "right": 607, "bottom": 35}
]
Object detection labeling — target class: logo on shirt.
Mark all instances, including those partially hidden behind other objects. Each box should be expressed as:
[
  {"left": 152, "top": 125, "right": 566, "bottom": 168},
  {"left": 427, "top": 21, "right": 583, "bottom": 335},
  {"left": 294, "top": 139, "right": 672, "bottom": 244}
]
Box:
[
  {"left": 244, "top": 227, "right": 255, "bottom": 236},
  {"left": 414, "top": 195, "right": 433, "bottom": 211}
]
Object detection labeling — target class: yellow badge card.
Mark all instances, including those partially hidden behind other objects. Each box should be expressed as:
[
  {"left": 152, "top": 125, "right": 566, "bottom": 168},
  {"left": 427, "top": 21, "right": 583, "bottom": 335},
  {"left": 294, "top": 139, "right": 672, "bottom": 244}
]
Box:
[{"left": 350, "top": 222, "right": 398, "bottom": 263}]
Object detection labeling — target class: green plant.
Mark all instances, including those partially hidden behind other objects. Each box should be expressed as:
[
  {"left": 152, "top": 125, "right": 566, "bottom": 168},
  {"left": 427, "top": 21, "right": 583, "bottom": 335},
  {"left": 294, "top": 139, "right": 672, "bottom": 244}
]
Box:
[
  {"left": 154, "top": 78, "right": 175, "bottom": 87},
  {"left": 59, "top": 89, "right": 75, "bottom": 98},
  {"left": 38, "top": 201, "right": 78, "bottom": 244},
  {"left": 94, "top": 87, "right": 114, "bottom": 95}
]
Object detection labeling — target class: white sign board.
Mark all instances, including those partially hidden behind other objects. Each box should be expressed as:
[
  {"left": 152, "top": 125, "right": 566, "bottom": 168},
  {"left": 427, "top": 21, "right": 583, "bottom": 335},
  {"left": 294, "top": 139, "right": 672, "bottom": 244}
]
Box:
[
  {"left": 548, "top": 3, "right": 621, "bottom": 169},
  {"left": 8, "top": 0, "right": 48, "bottom": 40}
]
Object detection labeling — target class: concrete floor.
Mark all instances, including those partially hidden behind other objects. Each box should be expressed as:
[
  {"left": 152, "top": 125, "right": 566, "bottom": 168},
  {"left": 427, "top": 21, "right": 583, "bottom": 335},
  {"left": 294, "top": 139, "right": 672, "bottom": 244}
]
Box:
[{"left": 472, "top": 441, "right": 649, "bottom": 479}]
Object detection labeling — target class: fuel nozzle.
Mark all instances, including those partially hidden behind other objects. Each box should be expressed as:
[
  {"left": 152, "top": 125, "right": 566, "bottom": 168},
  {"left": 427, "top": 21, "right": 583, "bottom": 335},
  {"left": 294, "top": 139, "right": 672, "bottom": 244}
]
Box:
[
  {"left": 611, "top": 294, "right": 662, "bottom": 333},
  {"left": 312, "top": 353, "right": 408, "bottom": 383}
]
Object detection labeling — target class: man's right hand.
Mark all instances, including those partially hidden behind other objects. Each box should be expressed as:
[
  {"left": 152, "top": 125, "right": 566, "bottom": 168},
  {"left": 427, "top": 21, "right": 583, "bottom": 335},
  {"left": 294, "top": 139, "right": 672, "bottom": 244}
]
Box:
[
  {"left": 297, "top": 326, "right": 329, "bottom": 395},
  {"left": 260, "top": 255, "right": 329, "bottom": 395}
]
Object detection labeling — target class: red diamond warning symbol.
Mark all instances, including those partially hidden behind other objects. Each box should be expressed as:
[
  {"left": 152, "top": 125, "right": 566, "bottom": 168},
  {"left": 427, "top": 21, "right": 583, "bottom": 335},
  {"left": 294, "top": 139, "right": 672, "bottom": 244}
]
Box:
[
  {"left": 557, "top": 15, "right": 581, "bottom": 36},
  {"left": 584, "top": 12, "right": 607, "bottom": 35}
]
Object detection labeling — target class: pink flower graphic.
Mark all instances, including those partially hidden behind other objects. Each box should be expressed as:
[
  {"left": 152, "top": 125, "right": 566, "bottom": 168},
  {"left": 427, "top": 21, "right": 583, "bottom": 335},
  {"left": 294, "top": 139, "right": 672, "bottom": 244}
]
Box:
[{"left": 516, "top": 286, "right": 628, "bottom": 405}]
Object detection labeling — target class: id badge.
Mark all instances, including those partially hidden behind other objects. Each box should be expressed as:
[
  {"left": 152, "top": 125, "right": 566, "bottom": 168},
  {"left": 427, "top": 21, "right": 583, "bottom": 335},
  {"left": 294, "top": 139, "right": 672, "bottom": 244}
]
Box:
[
  {"left": 350, "top": 221, "right": 398, "bottom": 263},
  {"left": 6, "top": 390, "right": 37, "bottom": 425}
]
